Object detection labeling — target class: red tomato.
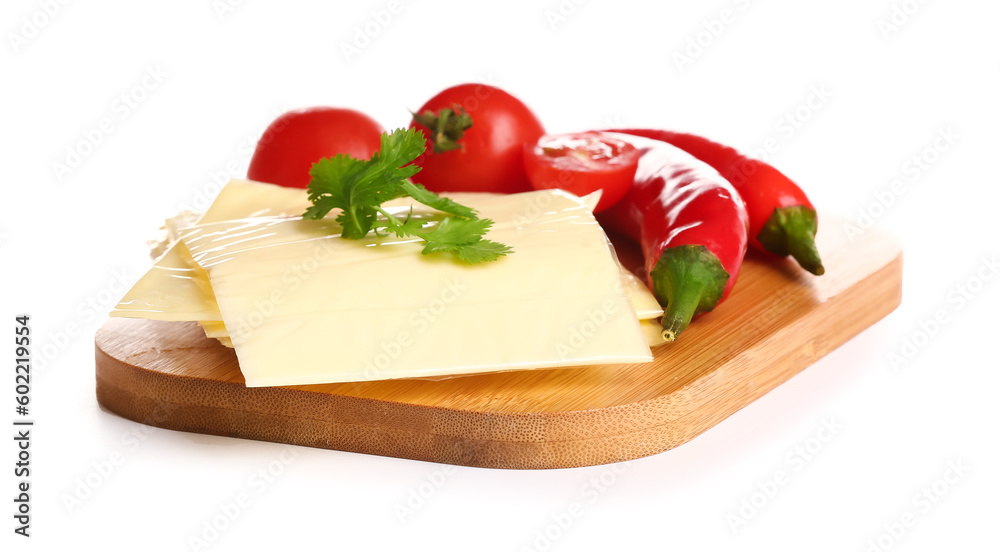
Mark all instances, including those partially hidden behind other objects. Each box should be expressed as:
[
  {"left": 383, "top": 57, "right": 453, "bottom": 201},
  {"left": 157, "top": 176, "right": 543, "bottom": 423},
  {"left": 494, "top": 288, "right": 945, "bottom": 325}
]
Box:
[
  {"left": 247, "top": 107, "right": 384, "bottom": 188},
  {"left": 409, "top": 84, "right": 544, "bottom": 194},
  {"left": 523, "top": 132, "right": 640, "bottom": 212}
]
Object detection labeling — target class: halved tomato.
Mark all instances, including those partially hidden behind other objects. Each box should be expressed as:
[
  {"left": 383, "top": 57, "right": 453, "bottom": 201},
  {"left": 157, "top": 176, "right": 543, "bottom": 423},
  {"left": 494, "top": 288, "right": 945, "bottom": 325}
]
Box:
[{"left": 523, "top": 131, "right": 640, "bottom": 212}]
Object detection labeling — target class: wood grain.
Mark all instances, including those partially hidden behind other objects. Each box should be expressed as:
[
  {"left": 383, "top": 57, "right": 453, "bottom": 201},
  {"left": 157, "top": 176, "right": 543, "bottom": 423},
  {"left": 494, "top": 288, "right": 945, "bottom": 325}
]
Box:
[{"left": 95, "top": 217, "right": 902, "bottom": 469}]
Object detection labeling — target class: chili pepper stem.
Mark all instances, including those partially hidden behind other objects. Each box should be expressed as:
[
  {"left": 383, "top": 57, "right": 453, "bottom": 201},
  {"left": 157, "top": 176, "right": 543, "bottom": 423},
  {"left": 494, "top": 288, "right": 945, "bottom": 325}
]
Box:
[
  {"left": 660, "top": 282, "right": 705, "bottom": 341},
  {"left": 757, "top": 206, "right": 825, "bottom": 275},
  {"left": 649, "top": 245, "right": 730, "bottom": 342}
]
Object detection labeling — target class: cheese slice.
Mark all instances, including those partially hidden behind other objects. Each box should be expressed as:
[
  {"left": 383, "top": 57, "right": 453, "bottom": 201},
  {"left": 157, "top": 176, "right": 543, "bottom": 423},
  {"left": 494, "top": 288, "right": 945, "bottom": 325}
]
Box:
[
  {"left": 639, "top": 319, "right": 669, "bottom": 347},
  {"left": 197, "top": 267, "right": 664, "bottom": 349},
  {"left": 147, "top": 210, "right": 200, "bottom": 261},
  {"left": 112, "top": 180, "right": 665, "bottom": 329},
  {"left": 112, "top": 180, "right": 311, "bottom": 321},
  {"left": 176, "top": 189, "right": 651, "bottom": 386},
  {"left": 112, "top": 180, "right": 667, "bottom": 363},
  {"left": 620, "top": 270, "right": 663, "bottom": 319}
]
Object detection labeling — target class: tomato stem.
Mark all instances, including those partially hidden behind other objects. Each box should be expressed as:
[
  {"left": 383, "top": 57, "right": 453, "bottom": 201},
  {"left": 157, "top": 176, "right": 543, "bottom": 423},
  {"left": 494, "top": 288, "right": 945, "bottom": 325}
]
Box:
[
  {"left": 411, "top": 105, "right": 474, "bottom": 154},
  {"left": 756, "top": 206, "right": 824, "bottom": 275},
  {"left": 649, "top": 245, "right": 730, "bottom": 342}
]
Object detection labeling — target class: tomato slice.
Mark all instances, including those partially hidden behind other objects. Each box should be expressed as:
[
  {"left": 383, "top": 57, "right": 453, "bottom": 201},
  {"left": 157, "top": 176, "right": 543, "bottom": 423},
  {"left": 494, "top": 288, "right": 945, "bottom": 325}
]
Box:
[{"left": 523, "top": 132, "right": 639, "bottom": 212}]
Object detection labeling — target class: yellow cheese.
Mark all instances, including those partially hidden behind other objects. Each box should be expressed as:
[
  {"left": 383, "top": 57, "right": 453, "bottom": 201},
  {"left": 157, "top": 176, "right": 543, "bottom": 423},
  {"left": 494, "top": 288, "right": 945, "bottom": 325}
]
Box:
[
  {"left": 197, "top": 179, "right": 312, "bottom": 222},
  {"left": 112, "top": 180, "right": 665, "bottom": 330},
  {"left": 177, "top": 190, "right": 652, "bottom": 386},
  {"left": 110, "top": 239, "right": 221, "bottom": 321},
  {"left": 200, "top": 301, "right": 667, "bottom": 350},
  {"left": 620, "top": 270, "right": 663, "bottom": 319},
  {"left": 111, "top": 180, "right": 311, "bottom": 322},
  {"left": 147, "top": 210, "right": 200, "bottom": 261},
  {"left": 639, "top": 319, "right": 669, "bottom": 347},
  {"left": 192, "top": 269, "right": 662, "bottom": 351},
  {"left": 198, "top": 320, "right": 229, "bottom": 338},
  {"left": 201, "top": 267, "right": 663, "bottom": 349}
]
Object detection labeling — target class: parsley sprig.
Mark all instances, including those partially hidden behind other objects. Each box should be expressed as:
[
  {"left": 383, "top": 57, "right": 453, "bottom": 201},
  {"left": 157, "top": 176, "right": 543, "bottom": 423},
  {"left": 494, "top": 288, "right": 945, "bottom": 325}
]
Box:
[{"left": 302, "top": 128, "right": 511, "bottom": 264}]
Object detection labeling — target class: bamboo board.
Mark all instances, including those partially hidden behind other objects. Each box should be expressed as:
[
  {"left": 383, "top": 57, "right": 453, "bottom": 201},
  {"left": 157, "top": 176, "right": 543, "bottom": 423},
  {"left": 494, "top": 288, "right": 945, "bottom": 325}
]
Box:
[{"left": 95, "top": 217, "right": 902, "bottom": 469}]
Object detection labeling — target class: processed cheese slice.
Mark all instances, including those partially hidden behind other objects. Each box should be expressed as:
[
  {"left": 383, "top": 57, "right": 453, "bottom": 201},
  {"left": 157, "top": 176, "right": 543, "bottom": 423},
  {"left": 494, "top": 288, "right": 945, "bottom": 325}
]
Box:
[
  {"left": 110, "top": 239, "right": 220, "bottom": 321},
  {"left": 193, "top": 266, "right": 664, "bottom": 349},
  {"left": 112, "top": 180, "right": 666, "bottom": 329},
  {"left": 178, "top": 190, "right": 652, "bottom": 386},
  {"left": 147, "top": 210, "right": 200, "bottom": 261},
  {"left": 620, "top": 270, "right": 663, "bottom": 319},
  {"left": 639, "top": 319, "right": 669, "bottom": 347},
  {"left": 197, "top": 179, "right": 312, "bottom": 222},
  {"left": 198, "top": 301, "right": 668, "bottom": 350},
  {"left": 111, "top": 180, "right": 311, "bottom": 321}
]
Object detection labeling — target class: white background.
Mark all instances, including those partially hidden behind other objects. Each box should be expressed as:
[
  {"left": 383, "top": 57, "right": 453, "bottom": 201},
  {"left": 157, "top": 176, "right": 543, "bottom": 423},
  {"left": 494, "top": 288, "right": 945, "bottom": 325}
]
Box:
[{"left": 3, "top": 0, "right": 999, "bottom": 550}]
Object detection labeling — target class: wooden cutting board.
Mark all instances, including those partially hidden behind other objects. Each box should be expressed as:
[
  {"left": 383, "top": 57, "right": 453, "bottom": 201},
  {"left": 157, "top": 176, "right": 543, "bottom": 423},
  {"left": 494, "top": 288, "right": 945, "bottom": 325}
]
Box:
[{"left": 95, "top": 217, "right": 901, "bottom": 469}]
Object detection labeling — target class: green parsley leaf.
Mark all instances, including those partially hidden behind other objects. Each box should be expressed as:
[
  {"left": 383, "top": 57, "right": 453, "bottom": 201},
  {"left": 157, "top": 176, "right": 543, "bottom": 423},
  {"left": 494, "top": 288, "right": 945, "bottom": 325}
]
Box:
[
  {"left": 400, "top": 181, "right": 477, "bottom": 219},
  {"left": 419, "top": 217, "right": 493, "bottom": 253},
  {"left": 452, "top": 240, "right": 514, "bottom": 264},
  {"left": 302, "top": 128, "right": 424, "bottom": 237},
  {"left": 302, "top": 155, "right": 365, "bottom": 220},
  {"left": 302, "top": 127, "right": 511, "bottom": 264},
  {"left": 379, "top": 208, "right": 425, "bottom": 238},
  {"left": 417, "top": 218, "right": 511, "bottom": 263}
]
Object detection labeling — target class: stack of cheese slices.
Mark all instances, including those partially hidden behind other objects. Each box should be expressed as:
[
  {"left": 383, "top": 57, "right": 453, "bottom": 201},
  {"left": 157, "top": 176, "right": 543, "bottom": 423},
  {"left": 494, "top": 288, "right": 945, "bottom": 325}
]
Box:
[{"left": 112, "top": 180, "right": 668, "bottom": 387}]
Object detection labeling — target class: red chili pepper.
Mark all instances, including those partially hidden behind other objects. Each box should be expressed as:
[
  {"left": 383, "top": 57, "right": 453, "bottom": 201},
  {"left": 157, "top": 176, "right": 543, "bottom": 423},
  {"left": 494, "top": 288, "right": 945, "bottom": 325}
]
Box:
[
  {"left": 599, "top": 133, "right": 749, "bottom": 341},
  {"left": 610, "top": 129, "right": 824, "bottom": 275}
]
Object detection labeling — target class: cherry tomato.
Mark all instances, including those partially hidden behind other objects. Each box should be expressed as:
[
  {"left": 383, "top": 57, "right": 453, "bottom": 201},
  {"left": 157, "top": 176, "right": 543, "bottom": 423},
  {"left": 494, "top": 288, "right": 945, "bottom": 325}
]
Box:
[
  {"left": 523, "top": 132, "right": 640, "bottom": 212},
  {"left": 409, "top": 84, "right": 544, "bottom": 194},
  {"left": 247, "top": 107, "right": 384, "bottom": 188}
]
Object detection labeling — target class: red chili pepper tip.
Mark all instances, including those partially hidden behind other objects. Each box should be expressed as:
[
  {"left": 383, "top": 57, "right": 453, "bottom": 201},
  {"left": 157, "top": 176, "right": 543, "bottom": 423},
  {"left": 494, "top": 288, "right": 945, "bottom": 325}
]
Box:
[
  {"left": 649, "top": 244, "right": 730, "bottom": 341},
  {"left": 757, "top": 206, "right": 825, "bottom": 276}
]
